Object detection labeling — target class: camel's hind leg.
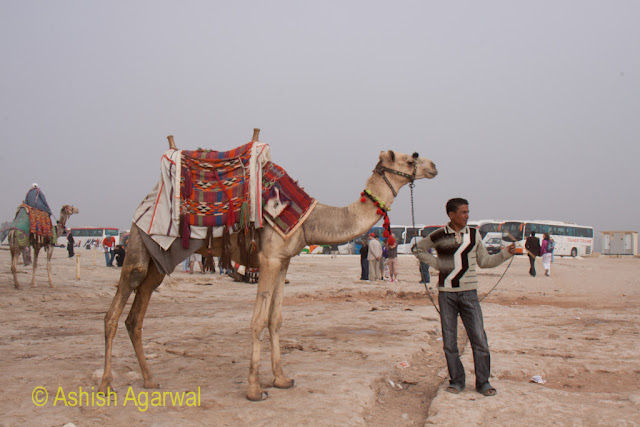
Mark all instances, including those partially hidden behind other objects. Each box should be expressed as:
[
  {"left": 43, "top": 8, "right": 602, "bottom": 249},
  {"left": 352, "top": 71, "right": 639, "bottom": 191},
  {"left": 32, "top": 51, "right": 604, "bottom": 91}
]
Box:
[
  {"left": 125, "top": 261, "right": 164, "bottom": 389},
  {"left": 30, "top": 246, "right": 40, "bottom": 287},
  {"left": 269, "top": 259, "right": 295, "bottom": 390},
  {"left": 45, "top": 245, "right": 54, "bottom": 288},
  {"left": 9, "top": 238, "right": 21, "bottom": 289},
  {"left": 98, "top": 279, "right": 134, "bottom": 394},
  {"left": 98, "top": 225, "right": 151, "bottom": 394}
]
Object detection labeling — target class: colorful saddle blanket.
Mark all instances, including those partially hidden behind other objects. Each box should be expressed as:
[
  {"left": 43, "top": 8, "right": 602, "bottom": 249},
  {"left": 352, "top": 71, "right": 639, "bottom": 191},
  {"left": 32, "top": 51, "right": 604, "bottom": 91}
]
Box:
[
  {"left": 180, "top": 143, "right": 253, "bottom": 229},
  {"left": 9, "top": 204, "right": 54, "bottom": 246},
  {"left": 179, "top": 144, "right": 316, "bottom": 239},
  {"left": 262, "top": 162, "right": 317, "bottom": 238}
]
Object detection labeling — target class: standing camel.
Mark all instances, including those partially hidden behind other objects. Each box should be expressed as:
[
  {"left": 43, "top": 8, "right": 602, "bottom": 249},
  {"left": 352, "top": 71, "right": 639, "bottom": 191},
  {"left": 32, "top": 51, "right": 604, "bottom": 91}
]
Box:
[
  {"left": 8, "top": 205, "right": 78, "bottom": 289},
  {"left": 98, "top": 144, "right": 437, "bottom": 401}
]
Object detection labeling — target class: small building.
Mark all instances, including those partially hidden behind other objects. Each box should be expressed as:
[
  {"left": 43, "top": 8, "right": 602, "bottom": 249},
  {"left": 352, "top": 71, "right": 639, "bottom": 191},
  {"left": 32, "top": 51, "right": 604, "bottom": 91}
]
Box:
[{"left": 601, "top": 231, "right": 638, "bottom": 256}]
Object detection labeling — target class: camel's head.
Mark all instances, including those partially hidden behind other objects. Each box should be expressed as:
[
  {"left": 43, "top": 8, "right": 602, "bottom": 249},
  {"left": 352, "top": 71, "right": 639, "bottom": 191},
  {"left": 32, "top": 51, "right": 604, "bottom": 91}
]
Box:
[
  {"left": 377, "top": 150, "right": 438, "bottom": 182},
  {"left": 62, "top": 205, "right": 79, "bottom": 215}
]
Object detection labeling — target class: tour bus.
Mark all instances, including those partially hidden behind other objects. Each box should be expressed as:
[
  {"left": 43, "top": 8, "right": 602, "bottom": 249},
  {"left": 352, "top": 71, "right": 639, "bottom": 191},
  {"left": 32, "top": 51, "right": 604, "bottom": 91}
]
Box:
[
  {"left": 467, "top": 220, "right": 503, "bottom": 238},
  {"left": 501, "top": 220, "right": 593, "bottom": 257},
  {"left": 58, "top": 227, "right": 120, "bottom": 249}
]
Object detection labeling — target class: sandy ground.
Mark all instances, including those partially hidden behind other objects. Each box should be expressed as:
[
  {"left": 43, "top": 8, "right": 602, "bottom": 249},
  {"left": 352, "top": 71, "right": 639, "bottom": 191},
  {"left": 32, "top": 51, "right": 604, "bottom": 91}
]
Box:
[{"left": 1, "top": 247, "right": 639, "bottom": 426}]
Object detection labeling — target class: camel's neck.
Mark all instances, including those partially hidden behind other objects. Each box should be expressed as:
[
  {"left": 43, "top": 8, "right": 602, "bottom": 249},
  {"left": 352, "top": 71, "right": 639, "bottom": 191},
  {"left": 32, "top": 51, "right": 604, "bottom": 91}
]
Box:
[
  {"left": 57, "top": 209, "right": 69, "bottom": 233},
  {"left": 301, "top": 173, "right": 402, "bottom": 245}
]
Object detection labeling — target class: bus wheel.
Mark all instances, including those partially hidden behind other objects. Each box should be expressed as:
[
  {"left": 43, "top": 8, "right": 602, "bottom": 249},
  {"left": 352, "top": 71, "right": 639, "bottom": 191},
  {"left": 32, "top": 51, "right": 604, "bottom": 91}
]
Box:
[{"left": 571, "top": 248, "right": 578, "bottom": 257}]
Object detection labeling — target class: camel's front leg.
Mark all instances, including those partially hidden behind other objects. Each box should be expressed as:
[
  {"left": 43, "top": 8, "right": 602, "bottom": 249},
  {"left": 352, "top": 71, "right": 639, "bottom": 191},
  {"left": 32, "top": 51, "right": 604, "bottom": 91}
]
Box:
[
  {"left": 30, "top": 247, "right": 40, "bottom": 287},
  {"left": 46, "top": 246, "right": 54, "bottom": 288},
  {"left": 125, "top": 262, "right": 164, "bottom": 389},
  {"left": 247, "top": 257, "right": 280, "bottom": 401},
  {"left": 269, "top": 259, "right": 295, "bottom": 390}
]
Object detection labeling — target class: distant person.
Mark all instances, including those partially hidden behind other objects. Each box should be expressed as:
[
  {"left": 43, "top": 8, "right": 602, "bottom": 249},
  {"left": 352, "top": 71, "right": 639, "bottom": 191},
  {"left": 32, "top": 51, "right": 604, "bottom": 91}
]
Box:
[
  {"left": 386, "top": 235, "right": 399, "bottom": 282},
  {"left": 413, "top": 197, "right": 516, "bottom": 397},
  {"left": 103, "top": 235, "right": 116, "bottom": 267},
  {"left": 525, "top": 232, "right": 540, "bottom": 276},
  {"left": 22, "top": 247, "right": 32, "bottom": 266},
  {"left": 541, "top": 233, "right": 554, "bottom": 276},
  {"left": 182, "top": 257, "right": 190, "bottom": 273},
  {"left": 190, "top": 252, "right": 204, "bottom": 274},
  {"left": 24, "top": 183, "right": 52, "bottom": 216},
  {"left": 359, "top": 238, "right": 369, "bottom": 280},
  {"left": 381, "top": 238, "right": 389, "bottom": 279},
  {"left": 67, "top": 231, "right": 75, "bottom": 258},
  {"left": 419, "top": 260, "right": 430, "bottom": 284},
  {"left": 114, "top": 244, "right": 126, "bottom": 267},
  {"left": 367, "top": 233, "right": 383, "bottom": 281}
]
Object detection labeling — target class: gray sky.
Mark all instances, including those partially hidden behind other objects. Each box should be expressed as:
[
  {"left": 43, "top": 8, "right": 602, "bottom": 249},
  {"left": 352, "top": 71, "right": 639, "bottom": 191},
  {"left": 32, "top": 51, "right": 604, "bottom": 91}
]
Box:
[{"left": 1, "top": 1, "right": 638, "bottom": 237}]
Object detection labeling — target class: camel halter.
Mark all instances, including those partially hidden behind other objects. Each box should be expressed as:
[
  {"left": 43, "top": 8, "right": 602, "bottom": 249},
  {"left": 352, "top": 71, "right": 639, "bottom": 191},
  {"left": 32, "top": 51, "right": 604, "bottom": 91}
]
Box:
[{"left": 373, "top": 152, "right": 419, "bottom": 198}]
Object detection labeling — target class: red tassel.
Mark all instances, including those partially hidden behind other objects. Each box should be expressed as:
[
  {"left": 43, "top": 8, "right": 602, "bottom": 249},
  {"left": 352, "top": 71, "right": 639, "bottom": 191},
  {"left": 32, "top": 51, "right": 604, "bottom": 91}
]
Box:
[
  {"left": 383, "top": 230, "right": 390, "bottom": 238},
  {"left": 377, "top": 208, "right": 383, "bottom": 215},
  {"left": 360, "top": 197, "right": 366, "bottom": 203}
]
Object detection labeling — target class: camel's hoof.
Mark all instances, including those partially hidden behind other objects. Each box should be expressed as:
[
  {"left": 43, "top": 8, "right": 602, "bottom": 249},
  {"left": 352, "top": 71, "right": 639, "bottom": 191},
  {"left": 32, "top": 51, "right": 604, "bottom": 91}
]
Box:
[
  {"left": 246, "top": 390, "right": 269, "bottom": 401},
  {"left": 274, "top": 378, "right": 295, "bottom": 389},
  {"left": 144, "top": 381, "right": 160, "bottom": 389}
]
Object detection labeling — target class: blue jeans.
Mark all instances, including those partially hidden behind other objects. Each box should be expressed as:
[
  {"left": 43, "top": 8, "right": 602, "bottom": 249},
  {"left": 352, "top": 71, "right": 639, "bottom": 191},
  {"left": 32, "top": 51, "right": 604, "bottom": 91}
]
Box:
[
  {"left": 360, "top": 258, "right": 369, "bottom": 280},
  {"left": 104, "top": 250, "right": 114, "bottom": 266},
  {"left": 420, "top": 262, "right": 430, "bottom": 283},
  {"left": 438, "top": 290, "right": 491, "bottom": 389}
]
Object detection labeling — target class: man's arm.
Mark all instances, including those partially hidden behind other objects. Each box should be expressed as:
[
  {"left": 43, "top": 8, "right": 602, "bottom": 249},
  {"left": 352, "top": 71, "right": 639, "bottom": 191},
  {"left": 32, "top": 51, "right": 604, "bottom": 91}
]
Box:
[
  {"left": 412, "top": 235, "right": 438, "bottom": 269},
  {"left": 476, "top": 230, "right": 515, "bottom": 268}
]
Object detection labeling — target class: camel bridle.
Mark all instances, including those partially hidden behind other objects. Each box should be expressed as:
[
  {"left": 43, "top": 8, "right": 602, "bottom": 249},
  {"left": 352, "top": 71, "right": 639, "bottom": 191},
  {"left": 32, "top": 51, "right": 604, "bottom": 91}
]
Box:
[{"left": 373, "top": 152, "right": 419, "bottom": 198}]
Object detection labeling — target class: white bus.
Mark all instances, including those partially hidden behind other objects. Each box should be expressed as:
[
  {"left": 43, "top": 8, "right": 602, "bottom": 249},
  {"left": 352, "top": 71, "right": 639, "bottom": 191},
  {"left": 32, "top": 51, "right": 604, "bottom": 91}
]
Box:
[
  {"left": 468, "top": 219, "right": 503, "bottom": 238},
  {"left": 501, "top": 220, "right": 593, "bottom": 257},
  {"left": 57, "top": 227, "right": 120, "bottom": 249}
]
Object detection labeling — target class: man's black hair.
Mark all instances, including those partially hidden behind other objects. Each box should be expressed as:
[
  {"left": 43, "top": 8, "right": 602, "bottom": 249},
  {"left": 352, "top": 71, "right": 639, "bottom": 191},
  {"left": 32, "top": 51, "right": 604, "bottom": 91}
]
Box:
[{"left": 446, "top": 198, "right": 469, "bottom": 215}]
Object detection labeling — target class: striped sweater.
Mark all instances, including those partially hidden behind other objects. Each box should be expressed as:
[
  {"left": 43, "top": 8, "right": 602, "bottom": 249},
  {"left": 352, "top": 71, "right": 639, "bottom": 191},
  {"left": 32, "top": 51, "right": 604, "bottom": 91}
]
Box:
[{"left": 413, "top": 224, "right": 512, "bottom": 292}]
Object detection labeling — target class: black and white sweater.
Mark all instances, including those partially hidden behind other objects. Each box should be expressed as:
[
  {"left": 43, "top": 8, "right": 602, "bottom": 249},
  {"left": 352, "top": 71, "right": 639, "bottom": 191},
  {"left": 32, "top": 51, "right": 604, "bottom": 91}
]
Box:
[{"left": 413, "top": 224, "right": 512, "bottom": 292}]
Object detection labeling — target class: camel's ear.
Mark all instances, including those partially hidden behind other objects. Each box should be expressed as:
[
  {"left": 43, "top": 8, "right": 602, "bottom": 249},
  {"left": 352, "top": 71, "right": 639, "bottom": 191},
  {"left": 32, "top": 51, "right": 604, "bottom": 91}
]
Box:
[{"left": 379, "top": 150, "right": 395, "bottom": 163}]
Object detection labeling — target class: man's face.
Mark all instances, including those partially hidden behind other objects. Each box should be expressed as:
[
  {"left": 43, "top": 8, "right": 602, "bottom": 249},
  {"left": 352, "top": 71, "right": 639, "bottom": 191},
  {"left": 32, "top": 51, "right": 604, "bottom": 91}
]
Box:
[{"left": 448, "top": 204, "right": 469, "bottom": 230}]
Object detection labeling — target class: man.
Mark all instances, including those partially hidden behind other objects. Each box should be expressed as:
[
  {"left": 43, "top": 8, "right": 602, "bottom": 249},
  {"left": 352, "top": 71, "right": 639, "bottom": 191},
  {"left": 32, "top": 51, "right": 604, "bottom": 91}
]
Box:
[
  {"left": 359, "top": 238, "right": 369, "bottom": 280},
  {"left": 113, "top": 244, "right": 126, "bottom": 267},
  {"left": 413, "top": 198, "right": 516, "bottom": 397},
  {"left": 67, "top": 230, "right": 75, "bottom": 258},
  {"left": 525, "top": 231, "right": 541, "bottom": 276},
  {"left": 24, "top": 183, "right": 53, "bottom": 216},
  {"left": 103, "top": 235, "right": 116, "bottom": 267},
  {"left": 367, "top": 233, "right": 383, "bottom": 281}
]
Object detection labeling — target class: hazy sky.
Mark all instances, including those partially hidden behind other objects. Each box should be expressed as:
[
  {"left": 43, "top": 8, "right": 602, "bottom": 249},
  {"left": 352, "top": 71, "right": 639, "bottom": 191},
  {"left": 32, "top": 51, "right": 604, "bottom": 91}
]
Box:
[{"left": 1, "top": 1, "right": 638, "bottom": 237}]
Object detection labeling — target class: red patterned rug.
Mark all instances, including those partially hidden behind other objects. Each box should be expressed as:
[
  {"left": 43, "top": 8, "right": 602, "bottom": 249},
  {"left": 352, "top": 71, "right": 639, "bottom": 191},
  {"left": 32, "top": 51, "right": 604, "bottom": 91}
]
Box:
[{"left": 26, "top": 204, "right": 54, "bottom": 245}]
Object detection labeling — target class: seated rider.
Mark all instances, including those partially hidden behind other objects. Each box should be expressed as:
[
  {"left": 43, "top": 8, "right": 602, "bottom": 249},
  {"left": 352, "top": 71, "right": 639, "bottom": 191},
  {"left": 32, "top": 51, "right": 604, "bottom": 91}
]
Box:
[{"left": 24, "top": 183, "right": 53, "bottom": 216}]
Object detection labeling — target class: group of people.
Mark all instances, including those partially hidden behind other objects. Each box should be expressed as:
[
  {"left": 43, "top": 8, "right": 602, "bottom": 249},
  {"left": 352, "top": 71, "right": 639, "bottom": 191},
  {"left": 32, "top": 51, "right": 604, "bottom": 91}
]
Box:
[
  {"left": 525, "top": 232, "right": 555, "bottom": 276},
  {"left": 102, "top": 234, "right": 126, "bottom": 267},
  {"left": 359, "top": 233, "right": 399, "bottom": 282}
]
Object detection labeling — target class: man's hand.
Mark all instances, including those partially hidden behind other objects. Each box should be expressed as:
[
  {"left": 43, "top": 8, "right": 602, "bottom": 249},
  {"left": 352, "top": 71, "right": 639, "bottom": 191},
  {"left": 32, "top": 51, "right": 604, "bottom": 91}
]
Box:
[{"left": 506, "top": 243, "right": 516, "bottom": 255}]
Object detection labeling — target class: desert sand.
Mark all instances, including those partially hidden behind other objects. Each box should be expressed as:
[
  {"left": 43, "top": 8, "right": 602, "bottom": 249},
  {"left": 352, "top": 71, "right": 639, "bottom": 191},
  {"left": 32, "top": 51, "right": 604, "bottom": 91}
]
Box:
[{"left": 1, "top": 248, "right": 639, "bottom": 426}]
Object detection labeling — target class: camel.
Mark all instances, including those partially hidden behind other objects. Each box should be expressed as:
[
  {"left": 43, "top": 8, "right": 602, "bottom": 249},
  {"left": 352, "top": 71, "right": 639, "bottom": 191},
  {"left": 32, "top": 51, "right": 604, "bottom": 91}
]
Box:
[
  {"left": 8, "top": 205, "right": 79, "bottom": 289},
  {"left": 98, "top": 134, "right": 437, "bottom": 401}
]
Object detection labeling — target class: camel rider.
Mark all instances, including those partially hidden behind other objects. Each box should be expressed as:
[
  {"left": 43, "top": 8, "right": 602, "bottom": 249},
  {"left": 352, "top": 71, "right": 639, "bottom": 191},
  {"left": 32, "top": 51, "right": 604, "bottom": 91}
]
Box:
[{"left": 24, "top": 183, "right": 53, "bottom": 216}]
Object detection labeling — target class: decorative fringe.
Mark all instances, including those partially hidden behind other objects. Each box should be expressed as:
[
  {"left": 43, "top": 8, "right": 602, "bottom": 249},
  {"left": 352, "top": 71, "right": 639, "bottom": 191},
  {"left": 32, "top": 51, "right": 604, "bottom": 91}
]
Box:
[
  {"left": 221, "top": 225, "right": 232, "bottom": 271},
  {"left": 181, "top": 215, "right": 190, "bottom": 249},
  {"left": 239, "top": 201, "right": 250, "bottom": 233},
  {"left": 248, "top": 225, "right": 259, "bottom": 268},
  {"left": 238, "top": 228, "right": 249, "bottom": 267}
]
